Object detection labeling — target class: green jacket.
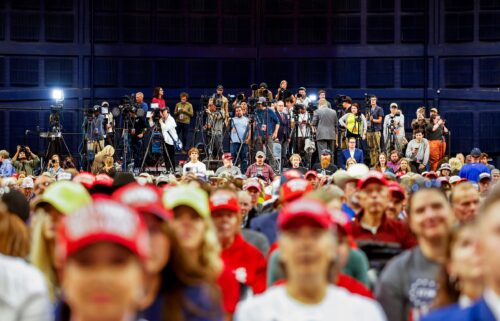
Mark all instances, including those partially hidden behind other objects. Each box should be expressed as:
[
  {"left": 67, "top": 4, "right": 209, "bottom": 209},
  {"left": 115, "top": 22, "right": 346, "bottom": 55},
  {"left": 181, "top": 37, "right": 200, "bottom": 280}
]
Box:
[
  {"left": 174, "top": 102, "right": 194, "bottom": 124},
  {"left": 13, "top": 155, "right": 40, "bottom": 176}
]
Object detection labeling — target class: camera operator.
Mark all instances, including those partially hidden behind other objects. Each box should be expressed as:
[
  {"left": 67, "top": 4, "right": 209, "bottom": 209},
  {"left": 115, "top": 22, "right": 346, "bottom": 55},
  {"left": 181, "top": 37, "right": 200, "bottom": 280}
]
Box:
[
  {"left": 276, "top": 100, "right": 291, "bottom": 166},
  {"left": 129, "top": 107, "right": 147, "bottom": 170},
  {"left": 293, "top": 103, "right": 311, "bottom": 159},
  {"left": 254, "top": 101, "right": 280, "bottom": 169},
  {"left": 82, "top": 105, "right": 105, "bottom": 163},
  {"left": 426, "top": 111, "right": 449, "bottom": 171},
  {"left": 383, "top": 102, "right": 406, "bottom": 154},
  {"left": 338, "top": 103, "right": 367, "bottom": 144},
  {"left": 205, "top": 98, "right": 225, "bottom": 159},
  {"left": 312, "top": 90, "right": 338, "bottom": 156},
  {"left": 174, "top": 92, "right": 193, "bottom": 152},
  {"left": 295, "top": 87, "right": 310, "bottom": 108},
  {"left": 12, "top": 145, "right": 40, "bottom": 176},
  {"left": 252, "top": 82, "right": 273, "bottom": 101},
  {"left": 47, "top": 154, "right": 64, "bottom": 177},
  {"left": 230, "top": 105, "right": 250, "bottom": 173},
  {"left": 366, "top": 95, "right": 384, "bottom": 167},
  {"left": 102, "top": 101, "right": 115, "bottom": 148},
  {"left": 135, "top": 92, "right": 148, "bottom": 113},
  {"left": 275, "top": 80, "right": 294, "bottom": 102},
  {"left": 157, "top": 107, "right": 178, "bottom": 172},
  {"left": 213, "top": 85, "right": 229, "bottom": 122}
]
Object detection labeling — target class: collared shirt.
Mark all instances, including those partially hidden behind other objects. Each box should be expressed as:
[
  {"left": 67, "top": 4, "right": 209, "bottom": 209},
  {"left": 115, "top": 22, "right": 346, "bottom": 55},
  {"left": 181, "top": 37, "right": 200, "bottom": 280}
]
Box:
[
  {"left": 484, "top": 288, "right": 500, "bottom": 321},
  {"left": 255, "top": 108, "right": 279, "bottom": 136}
]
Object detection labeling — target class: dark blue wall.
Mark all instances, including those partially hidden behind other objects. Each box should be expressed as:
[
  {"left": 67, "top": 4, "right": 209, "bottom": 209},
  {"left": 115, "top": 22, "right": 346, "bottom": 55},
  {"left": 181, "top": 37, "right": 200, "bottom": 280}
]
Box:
[{"left": 1, "top": 0, "right": 500, "bottom": 165}]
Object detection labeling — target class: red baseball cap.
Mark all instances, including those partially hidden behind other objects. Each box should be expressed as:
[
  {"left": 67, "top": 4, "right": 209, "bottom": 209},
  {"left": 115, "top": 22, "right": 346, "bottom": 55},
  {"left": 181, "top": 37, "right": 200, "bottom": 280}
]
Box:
[
  {"left": 305, "top": 170, "right": 318, "bottom": 179},
  {"left": 278, "top": 199, "right": 332, "bottom": 230},
  {"left": 357, "top": 171, "right": 388, "bottom": 189},
  {"left": 56, "top": 196, "right": 149, "bottom": 263},
  {"left": 222, "top": 153, "right": 232, "bottom": 160},
  {"left": 424, "top": 171, "right": 438, "bottom": 179},
  {"left": 209, "top": 190, "right": 240, "bottom": 213},
  {"left": 388, "top": 181, "right": 405, "bottom": 199},
  {"left": 113, "top": 183, "right": 172, "bottom": 221},
  {"left": 280, "top": 179, "right": 313, "bottom": 203},
  {"left": 243, "top": 180, "right": 262, "bottom": 192},
  {"left": 283, "top": 169, "right": 303, "bottom": 181},
  {"left": 94, "top": 174, "right": 113, "bottom": 187},
  {"left": 73, "top": 172, "right": 96, "bottom": 189}
]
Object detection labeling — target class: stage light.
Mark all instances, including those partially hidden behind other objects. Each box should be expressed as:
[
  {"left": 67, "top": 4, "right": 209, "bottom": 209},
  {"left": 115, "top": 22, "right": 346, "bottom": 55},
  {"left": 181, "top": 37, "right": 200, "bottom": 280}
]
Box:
[
  {"left": 308, "top": 94, "right": 317, "bottom": 102},
  {"left": 52, "top": 89, "right": 64, "bottom": 102}
]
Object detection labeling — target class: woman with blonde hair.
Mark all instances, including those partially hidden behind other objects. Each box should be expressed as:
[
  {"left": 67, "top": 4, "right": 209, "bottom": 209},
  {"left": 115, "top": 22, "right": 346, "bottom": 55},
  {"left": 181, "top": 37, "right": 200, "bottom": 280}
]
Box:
[
  {"left": 346, "top": 157, "right": 357, "bottom": 170},
  {"left": 448, "top": 157, "right": 463, "bottom": 176},
  {"left": 99, "top": 155, "right": 116, "bottom": 177},
  {"left": 163, "top": 184, "right": 239, "bottom": 318},
  {"left": 91, "top": 144, "right": 115, "bottom": 174}
]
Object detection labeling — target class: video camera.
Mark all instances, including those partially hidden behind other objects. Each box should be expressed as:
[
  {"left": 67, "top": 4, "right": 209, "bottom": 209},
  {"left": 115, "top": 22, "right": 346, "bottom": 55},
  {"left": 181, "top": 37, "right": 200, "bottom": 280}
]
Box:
[
  {"left": 111, "top": 95, "right": 145, "bottom": 118},
  {"left": 149, "top": 103, "right": 162, "bottom": 124}
]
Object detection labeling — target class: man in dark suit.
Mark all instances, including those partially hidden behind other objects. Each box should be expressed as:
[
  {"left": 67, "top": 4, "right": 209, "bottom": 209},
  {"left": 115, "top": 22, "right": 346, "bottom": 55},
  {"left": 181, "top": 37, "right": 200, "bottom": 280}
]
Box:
[
  {"left": 340, "top": 137, "right": 364, "bottom": 169},
  {"left": 311, "top": 90, "right": 338, "bottom": 155},
  {"left": 275, "top": 101, "right": 291, "bottom": 167}
]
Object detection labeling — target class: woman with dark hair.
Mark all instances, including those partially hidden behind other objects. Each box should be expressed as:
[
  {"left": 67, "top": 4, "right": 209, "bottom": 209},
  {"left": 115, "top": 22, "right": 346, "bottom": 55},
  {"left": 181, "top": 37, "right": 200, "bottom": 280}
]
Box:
[
  {"left": 339, "top": 103, "right": 367, "bottom": 142},
  {"left": 376, "top": 180, "right": 455, "bottom": 321},
  {"left": 373, "top": 152, "right": 394, "bottom": 174},
  {"left": 152, "top": 87, "right": 166, "bottom": 109}
]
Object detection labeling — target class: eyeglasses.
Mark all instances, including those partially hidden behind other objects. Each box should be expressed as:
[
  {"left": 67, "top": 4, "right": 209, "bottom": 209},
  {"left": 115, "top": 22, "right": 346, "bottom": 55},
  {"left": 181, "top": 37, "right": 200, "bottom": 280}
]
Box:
[{"left": 410, "top": 179, "right": 442, "bottom": 193}]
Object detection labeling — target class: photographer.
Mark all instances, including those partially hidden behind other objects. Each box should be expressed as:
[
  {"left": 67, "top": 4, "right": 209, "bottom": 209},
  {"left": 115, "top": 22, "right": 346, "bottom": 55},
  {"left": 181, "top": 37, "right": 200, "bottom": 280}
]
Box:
[
  {"left": 47, "top": 154, "right": 64, "bottom": 177},
  {"left": 213, "top": 85, "right": 229, "bottom": 121},
  {"left": 290, "top": 101, "right": 311, "bottom": 158},
  {"left": 275, "top": 80, "right": 294, "bottom": 102},
  {"left": 174, "top": 92, "right": 193, "bottom": 152},
  {"left": 383, "top": 102, "right": 406, "bottom": 154},
  {"left": 205, "top": 98, "right": 225, "bottom": 159},
  {"left": 102, "top": 101, "right": 115, "bottom": 148},
  {"left": 252, "top": 82, "right": 273, "bottom": 101},
  {"left": 230, "top": 105, "right": 250, "bottom": 173},
  {"left": 254, "top": 101, "right": 280, "bottom": 169},
  {"left": 276, "top": 100, "right": 291, "bottom": 166},
  {"left": 426, "top": 112, "right": 449, "bottom": 171},
  {"left": 295, "top": 87, "right": 310, "bottom": 108},
  {"left": 338, "top": 103, "right": 367, "bottom": 144},
  {"left": 82, "top": 105, "right": 105, "bottom": 163},
  {"left": 129, "top": 107, "right": 147, "bottom": 170},
  {"left": 366, "top": 95, "right": 384, "bottom": 167},
  {"left": 12, "top": 145, "right": 40, "bottom": 176},
  {"left": 157, "top": 107, "right": 178, "bottom": 172}
]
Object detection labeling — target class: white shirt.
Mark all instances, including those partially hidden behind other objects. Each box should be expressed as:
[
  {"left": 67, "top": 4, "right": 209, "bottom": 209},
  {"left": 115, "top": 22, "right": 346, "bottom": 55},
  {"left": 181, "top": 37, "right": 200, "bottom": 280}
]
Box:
[
  {"left": 182, "top": 161, "right": 207, "bottom": 175},
  {"left": 159, "top": 115, "right": 178, "bottom": 145},
  {"left": 235, "top": 285, "right": 386, "bottom": 321},
  {"left": 484, "top": 288, "right": 500, "bottom": 321},
  {"left": 0, "top": 254, "right": 52, "bottom": 321}
]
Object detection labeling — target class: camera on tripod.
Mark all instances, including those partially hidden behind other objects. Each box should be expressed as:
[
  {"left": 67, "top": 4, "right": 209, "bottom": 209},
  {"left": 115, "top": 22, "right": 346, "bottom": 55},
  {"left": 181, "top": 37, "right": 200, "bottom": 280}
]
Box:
[
  {"left": 111, "top": 95, "right": 145, "bottom": 118},
  {"left": 149, "top": 103, "right": 162, "bottom": 123}
]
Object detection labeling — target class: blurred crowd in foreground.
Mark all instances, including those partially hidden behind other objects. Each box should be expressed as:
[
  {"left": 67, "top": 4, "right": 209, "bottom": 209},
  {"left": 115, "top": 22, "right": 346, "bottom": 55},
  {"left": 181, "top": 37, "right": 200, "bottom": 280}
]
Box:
[{"left": 0, "top": 145, "right": 500, "bottom": 321}]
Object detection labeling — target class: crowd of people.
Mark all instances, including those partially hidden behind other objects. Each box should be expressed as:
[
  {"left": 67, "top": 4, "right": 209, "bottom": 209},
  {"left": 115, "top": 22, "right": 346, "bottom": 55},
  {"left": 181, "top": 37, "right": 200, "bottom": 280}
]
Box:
[
  {"left": 1, "top": 81, "right": 500, "bottom": 321},
  {"left": 1, "top": 138, "right": 500, "bottom": 321}
]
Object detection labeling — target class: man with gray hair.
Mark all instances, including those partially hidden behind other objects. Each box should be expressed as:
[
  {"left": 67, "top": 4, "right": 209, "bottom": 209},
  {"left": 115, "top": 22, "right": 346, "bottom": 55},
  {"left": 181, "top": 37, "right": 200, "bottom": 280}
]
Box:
[{"left": 312, "top": 90, "right": 338, "bottom": 155}]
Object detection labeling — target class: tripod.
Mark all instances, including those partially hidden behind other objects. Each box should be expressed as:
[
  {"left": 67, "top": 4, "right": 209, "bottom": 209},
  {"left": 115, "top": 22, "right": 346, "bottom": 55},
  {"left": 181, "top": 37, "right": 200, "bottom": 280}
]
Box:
[
  {"left": 191, "top": 110, "right": 208, "bottom": 157},
  {"left": 42, "top": 132, "right": 73, "bottom": 172},
  {"left": 140, "top": 121, "right": 175, "bottom": 175}
]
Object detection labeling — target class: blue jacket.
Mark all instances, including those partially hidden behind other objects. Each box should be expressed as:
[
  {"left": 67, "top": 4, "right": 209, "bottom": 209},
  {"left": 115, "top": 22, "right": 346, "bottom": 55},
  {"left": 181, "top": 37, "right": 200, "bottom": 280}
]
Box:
[
  {"left": 422, "top": 298, "right": 495, "bottom": 321},
  {"left": 250, "top": 211, "right": 278, "bottom": 245},
  {"left": 340, "top": 148, "right": 364, "bottom": 169},
  {"left": 459, "top": 163, "right": 491, "bottom": 183},
  {"left": 0, "top": 159, "right": 15, "bottom": 177}
]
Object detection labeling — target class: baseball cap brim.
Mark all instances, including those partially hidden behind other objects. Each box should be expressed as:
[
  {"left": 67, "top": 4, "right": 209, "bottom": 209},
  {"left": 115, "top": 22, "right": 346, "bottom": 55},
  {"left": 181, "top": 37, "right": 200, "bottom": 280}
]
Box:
[{"left": 163, "top": 186, "right": 210, "bottom": 218}]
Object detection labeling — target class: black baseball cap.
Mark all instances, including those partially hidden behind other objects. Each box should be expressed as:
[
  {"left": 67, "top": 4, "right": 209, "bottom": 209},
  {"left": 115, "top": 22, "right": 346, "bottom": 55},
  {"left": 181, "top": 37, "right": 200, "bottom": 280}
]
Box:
[
  {"left": 321, "top": 149, "right": 332, "bottom": 155},
  {"left": 471, "top": 148, "right": 482, "bottom": 157}
]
